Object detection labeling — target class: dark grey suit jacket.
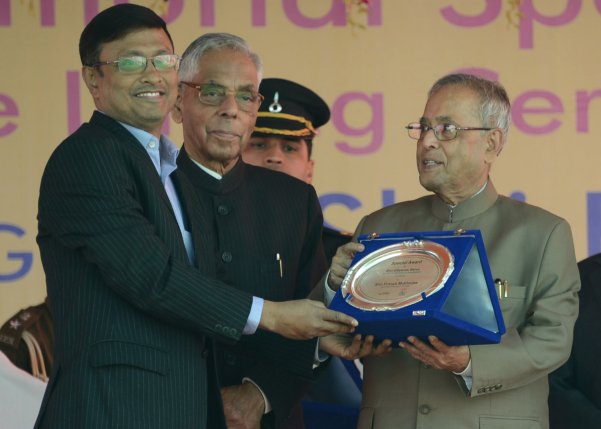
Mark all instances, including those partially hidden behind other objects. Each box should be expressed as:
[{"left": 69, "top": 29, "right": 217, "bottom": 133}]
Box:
[
  {"left": 36, "top": 112, "right": 253, "bottom": 429},
  {"left": 549, "top": 253, "right": 601, "bottom": 428}
]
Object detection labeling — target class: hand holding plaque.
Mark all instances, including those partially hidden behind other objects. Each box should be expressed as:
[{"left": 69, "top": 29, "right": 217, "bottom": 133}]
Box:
[{"left": 329, "top": 230, "right": 505, "bottom": 346}]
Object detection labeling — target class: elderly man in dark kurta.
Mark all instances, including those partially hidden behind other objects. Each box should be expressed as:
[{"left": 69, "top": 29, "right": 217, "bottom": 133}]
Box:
[{"left": 172, "top": 32, "right": 363, "bottom": 429}]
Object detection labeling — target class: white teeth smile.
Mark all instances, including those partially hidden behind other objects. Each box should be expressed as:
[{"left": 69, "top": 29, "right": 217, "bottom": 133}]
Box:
[
  {"left": 137, "top": 92, "right": 161, "bottom": 97},
  {"left": 423, "top": 160, "right": 441, "bottom": 165}
]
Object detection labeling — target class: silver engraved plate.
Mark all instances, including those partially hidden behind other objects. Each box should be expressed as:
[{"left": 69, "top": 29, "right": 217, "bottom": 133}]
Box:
[{"left": 341, "top": 240, "right": 454, "bottom": 311}]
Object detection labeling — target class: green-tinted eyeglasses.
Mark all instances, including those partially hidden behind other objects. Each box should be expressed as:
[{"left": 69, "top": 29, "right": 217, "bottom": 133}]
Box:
[
  {"left": 406, "top": 122, "right": 493, "bottom": 142},
  {"left": 90, "top": 54, "right": 180, "bottom": 73},
  {"left": 180, "top": 81, "right": 264, "bottom": 112}
]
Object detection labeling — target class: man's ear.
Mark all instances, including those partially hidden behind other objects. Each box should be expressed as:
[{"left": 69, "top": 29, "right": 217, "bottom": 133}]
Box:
[
  {"left": 171, "top": 93, "right": 183, "bottom": 124},
  {"left": 305, "top": 159, "right": 315, "bottom": 184},
  {"left": 82, "top": 66, "right": 99, "bottom": 95},
  {"left": 485, "top": 128, "right": 504, "bottom": 163}
]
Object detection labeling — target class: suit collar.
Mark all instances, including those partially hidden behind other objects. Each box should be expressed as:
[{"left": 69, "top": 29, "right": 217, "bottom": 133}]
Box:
[
  {"left": 587, "top": 253, "right": 601, "bottom": 266},
  {"left": 89, "top": 112, "right": 155, "bottom": 164},
  {"left": 91, "top": 111, "right": 141, "bottom": 143},
  {"left": 176, "top": 148, "right": 246, "bottom": 195},
  {"left": 89, "top": 111, "right": 177, "bottom": 220},
  {"left": 430, "top": 181, "right": 498, "bottom": 223},
  {"left": 580, "top": 253, "right": 601, "bottom": 270}
]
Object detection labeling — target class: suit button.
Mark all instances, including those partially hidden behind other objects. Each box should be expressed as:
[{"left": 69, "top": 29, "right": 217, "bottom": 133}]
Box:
[
  {"left": 418, "top": 404, "right": 431, "bottom": 415},
  {"left": 201, "top": 349, "right": 209, "bottom": 359},
  {"left": 217, "top": 205, "right": 230, "bottom": 215},
  {"left": 221, "top": 251, "right": 232, "bottom": 263}
]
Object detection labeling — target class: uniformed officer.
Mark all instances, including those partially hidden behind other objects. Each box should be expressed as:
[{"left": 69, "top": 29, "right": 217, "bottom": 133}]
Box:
[
  {"left": 242, "top": 78, "right": 352, "bottom": 266},
  {"left": 0, "top": 299, "right": 54, "bottom": 381},
  {"left": 0, "top": 300, "right": 52, "bottom": 428},
  {"left": 241, "top": 78, "right": 361, "bottom": 413}
]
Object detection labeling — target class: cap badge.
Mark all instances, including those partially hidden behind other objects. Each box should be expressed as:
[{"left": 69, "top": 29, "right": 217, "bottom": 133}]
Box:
[{"left": 269, "top": 91, "right": 283, "bottom": 113}]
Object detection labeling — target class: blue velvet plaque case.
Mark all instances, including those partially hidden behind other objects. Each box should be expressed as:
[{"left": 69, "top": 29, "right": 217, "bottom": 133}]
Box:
[{"left": 329, "top": 230, "right": 506, "bottom": 346}]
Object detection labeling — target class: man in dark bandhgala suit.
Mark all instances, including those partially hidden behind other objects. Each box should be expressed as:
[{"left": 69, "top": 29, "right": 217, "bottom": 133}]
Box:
[{"left": 172, "top": 34, "right": 386, "bottom": 429}]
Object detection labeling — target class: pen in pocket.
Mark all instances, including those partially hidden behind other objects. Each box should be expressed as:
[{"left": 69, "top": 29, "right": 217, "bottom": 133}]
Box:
[{"left": 276, "top": 253, "right": 283, "bottom": 278}]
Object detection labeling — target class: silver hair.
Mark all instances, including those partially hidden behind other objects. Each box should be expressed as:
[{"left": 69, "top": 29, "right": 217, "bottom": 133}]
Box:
[
  {"left": 178, "top": 32, "right": 262, "bottom": 82},
  {"left": 428, "top": 73, "right": 511, "bottom": 143}
]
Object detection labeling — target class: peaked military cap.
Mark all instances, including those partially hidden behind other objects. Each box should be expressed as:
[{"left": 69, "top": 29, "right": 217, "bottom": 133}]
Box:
[{"left": 253, "top": 78, "right": 330, "bottom": 139}]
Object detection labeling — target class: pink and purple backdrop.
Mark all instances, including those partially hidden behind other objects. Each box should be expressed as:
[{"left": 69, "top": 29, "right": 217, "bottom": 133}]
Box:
[{"left": 1, "top": 0, "right": 600, "bottom": 322}]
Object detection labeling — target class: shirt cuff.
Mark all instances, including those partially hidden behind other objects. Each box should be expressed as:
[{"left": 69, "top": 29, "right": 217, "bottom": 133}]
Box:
[
  {"left": 313, "top": 338, "right": 330, "bottom": 369},
  {"left": 242, "top": 377, "right": 271, "bottom": 414},
  {"left": 453, "top": 358, "right": 473, "bottom": 391},
  {"left": 324, "top": 270, "right": 336, "bottom": 306},
  {"left": 243, "top": 296, "right": 263, "bottom": 335}
]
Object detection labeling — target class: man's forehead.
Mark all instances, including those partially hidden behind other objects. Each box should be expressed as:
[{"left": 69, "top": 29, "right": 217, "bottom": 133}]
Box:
[
  {"left": 420, "top": 115, "right": 454, "bottom": 124},
  {"left": 424, "top": 87, "right": 480, "bottom": 120},
  {"left": 195, "top": 50, "right": 259, "bottom": 87},
  {"left": 100, "top": 28, "right": 173, "bottom": 53}
]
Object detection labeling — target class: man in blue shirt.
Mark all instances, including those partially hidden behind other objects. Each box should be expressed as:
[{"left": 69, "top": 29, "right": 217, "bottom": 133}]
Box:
[{"left": 35, "top": 5, "right": 358, "bottom": 429}]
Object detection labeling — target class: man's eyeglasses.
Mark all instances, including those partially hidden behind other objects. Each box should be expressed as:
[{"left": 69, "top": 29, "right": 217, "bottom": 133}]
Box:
[
  {"left": 180, "top": 82, "right": 264, "bottom": 112},
  {"left": 406, "top": 122, "right": 493, "bottom": 142},
  {"left": 89, "top": 55, "right": 180, "bottom": 73}
]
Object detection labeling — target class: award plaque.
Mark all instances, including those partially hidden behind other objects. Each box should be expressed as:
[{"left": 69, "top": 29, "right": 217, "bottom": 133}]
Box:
[
  {"left": 341, "top": 240, "right": 454, "bottom": 311},
  {"left": 329, "top": 230, "right": 506, "bottom": 346}
]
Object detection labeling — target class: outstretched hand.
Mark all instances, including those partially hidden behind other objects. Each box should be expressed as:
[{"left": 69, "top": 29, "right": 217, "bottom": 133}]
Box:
[
  {"left": 320, "top": 333, "right": 392, "bottom": 360},
  {"left": 260, "top": 299, "right": 358, "bottom": 340}
]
